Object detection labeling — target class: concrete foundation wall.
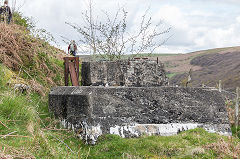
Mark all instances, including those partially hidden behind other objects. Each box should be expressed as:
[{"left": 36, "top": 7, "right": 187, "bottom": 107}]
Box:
[
  {"left": 81, "top": 60, "right": 168, "bottom": 87},
  {"left": 49, "top": 86, "right": 232, "bottom": 144}
]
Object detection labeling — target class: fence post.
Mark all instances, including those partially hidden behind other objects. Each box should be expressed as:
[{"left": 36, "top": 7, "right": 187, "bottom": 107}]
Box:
[
  {"left": 235, "top": 87, "right": 239, "bottom": 128},
  {"left": 219, "top": 80, "right": 222, "bottom": 92},
  {"left": 64, "top": 57, "right": 80, "bottom": 86},
  {"left": 64, "top": 57, "right": 69, "bottom": 86}
]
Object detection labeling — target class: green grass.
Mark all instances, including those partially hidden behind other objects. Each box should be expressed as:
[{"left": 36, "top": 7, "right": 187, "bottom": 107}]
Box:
[
  {"left": 0, "top": 63, "right": 239, "bottom": 158},
  {"left": 1, "top": 18, "right": 240, "bottom": 158},
  {"left": 1, "top": 51, "right": 240, "bottom": 158},
  {"left": 1, "top": 61, "right": 240, "bottom": 158},
  {"left": 231, "top": 126, "right": 240, "bottom": 139},
  {"left": 166, "top": 73, "right": 177, "bottom": 79},
  {"left": 166, "top": 72, "right": 185, "bottom": 79}
]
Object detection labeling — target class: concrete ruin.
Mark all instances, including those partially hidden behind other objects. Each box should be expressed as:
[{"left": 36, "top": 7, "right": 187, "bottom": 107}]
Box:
[
  {"left": 49, "top": 59, "right": 232, "bottom": 144},
  {"left": 81, "top": 59, "right": 168, "bottom": 87}
]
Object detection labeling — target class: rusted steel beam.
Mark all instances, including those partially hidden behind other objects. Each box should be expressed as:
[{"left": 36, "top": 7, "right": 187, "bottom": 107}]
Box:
[
  {"left": 64, "top": 57, "right": 80, "bottom": 86},
  {"left": 64, "top": 58, "right": 69, "bottom": 86},
  {"left": 69, "top": 62, "right": 79, "bottom": 86}
]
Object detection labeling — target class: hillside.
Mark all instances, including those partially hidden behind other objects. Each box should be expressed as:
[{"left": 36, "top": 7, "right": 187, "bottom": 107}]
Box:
[
  {"left": 152, "top": 46, "right": 240, "bottom": 91},
  {"left": 0, "top": 22, "right": 65, "bottom": 95},
  {"left": 0, "top": 15, "right": 240, "bottom": 158}
]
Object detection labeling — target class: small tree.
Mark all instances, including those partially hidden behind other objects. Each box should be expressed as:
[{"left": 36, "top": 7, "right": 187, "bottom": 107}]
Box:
[{"left": 66, "top": 1, "right": 171, "bottom": 61}]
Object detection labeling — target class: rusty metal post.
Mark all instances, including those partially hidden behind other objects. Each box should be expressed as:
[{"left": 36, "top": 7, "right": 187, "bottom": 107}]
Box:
[
  {"left": 64, "top": 57, "right": 80, "bottom": 86},
  {"left": 75, "top": 57, "right": 80, "bottom": 83},
  {"left": 64, "top": 57, "right": 69, "bottom": 86}
]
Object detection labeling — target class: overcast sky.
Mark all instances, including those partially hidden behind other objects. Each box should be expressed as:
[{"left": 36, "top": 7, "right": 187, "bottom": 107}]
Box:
[{"left": 12, "top": 0, "right": 240, "bottom": 53}]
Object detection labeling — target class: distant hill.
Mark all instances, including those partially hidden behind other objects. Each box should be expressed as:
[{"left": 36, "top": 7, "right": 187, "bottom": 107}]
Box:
[{"left": 152, "top": 46, "right": 240, "bottom": 91}]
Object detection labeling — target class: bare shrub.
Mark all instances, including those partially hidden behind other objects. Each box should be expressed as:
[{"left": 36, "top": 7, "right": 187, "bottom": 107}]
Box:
[{"left": 66, "top": 1, "right": 171, "bottom": 61}]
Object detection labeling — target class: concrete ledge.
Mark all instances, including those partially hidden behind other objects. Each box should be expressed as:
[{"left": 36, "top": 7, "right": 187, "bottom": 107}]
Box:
[
  {"left": 49, "top": 86, "right": 232, "bottom": 144},
  {"left": 81, "top": 60, "right": 168, "bottom": 87}
]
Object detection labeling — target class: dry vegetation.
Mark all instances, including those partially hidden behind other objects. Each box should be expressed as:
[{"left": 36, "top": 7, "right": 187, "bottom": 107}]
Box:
[{"left": 0, "top": 23, "right": 65, "bottom": 96}]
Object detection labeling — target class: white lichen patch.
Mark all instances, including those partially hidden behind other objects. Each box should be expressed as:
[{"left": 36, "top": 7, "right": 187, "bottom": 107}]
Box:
[
  {"left": 110, "top": 123, "right": 201, "bottom": 137},
  {"left": 203, "top": 124, "right": 232, "bottom": 136},
  {"left": 60, "top": 120, "right": 232, "bottom": 144},
  {"left": 60, "top": 120, "right": 102, "bottom": 144},
  {"left": 71, "top": 88, "right": 83, "bottom": 94}
]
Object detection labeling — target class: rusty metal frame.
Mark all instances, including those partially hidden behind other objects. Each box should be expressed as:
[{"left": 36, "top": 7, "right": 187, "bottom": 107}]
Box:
[{"left": 64, "top": 57, "right": 79, "bottom": 86}]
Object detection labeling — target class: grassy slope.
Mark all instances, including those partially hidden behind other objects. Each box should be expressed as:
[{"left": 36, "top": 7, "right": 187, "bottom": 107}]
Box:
[
  {"left": 1, "top": 17, "right": 240, "bottom": 158},
  {"left": 0, "top": 79, "right": 240, "bottom": 159}
]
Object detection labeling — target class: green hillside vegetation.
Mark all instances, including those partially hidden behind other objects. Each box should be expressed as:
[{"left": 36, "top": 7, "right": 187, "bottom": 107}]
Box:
[{"left": 1, "top": 13, "right": 240, "bottom": 158}]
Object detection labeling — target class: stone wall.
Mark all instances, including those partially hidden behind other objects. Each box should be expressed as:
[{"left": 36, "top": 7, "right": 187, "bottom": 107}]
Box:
[
  {"left": 81, "top": 59, "right": 168, "bottom": 87},
  {"left": 49, "top": 86, "right": 232, "bottom": 144}
]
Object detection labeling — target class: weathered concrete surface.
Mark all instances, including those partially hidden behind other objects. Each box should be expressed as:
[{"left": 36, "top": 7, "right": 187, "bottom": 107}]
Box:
[
  {"left": 49, "top": 86, "right": 232, "bottom": 144},
  {"left": 81, "top": 60, "right": 168, "bottom": 87}
]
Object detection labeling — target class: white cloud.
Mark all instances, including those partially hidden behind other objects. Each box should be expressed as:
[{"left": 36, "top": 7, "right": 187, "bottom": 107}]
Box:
[
  {"left": 15, "top": 0, "right": 240, "bottom": 53},
  {"left": 149, "top": 2, "right": 240, "bottom": 52}
]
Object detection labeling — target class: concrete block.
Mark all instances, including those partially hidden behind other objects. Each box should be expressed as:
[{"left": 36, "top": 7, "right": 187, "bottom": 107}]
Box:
[{"left": 49, "top": 86, "right": 232, "bottom": 144}]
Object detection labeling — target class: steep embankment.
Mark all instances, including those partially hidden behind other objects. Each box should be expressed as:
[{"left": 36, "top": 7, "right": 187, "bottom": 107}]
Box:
[
  {"left": 0, "top": 23, "right": 65, "bottom": 95},
  {"left": 0, "top": 20, "right": 75, "bottom": 158}
]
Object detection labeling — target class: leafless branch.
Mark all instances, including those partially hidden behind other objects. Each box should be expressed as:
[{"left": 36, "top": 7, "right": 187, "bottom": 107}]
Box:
[
  {"left": 66, "top": 2, "right": 171, "bottom": 61},
  {"left": 0, "top": 120, "right": 9, "bottom": 129},
  {"left": 1, "top": 131, "right": 17, "bottom": 138}
]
